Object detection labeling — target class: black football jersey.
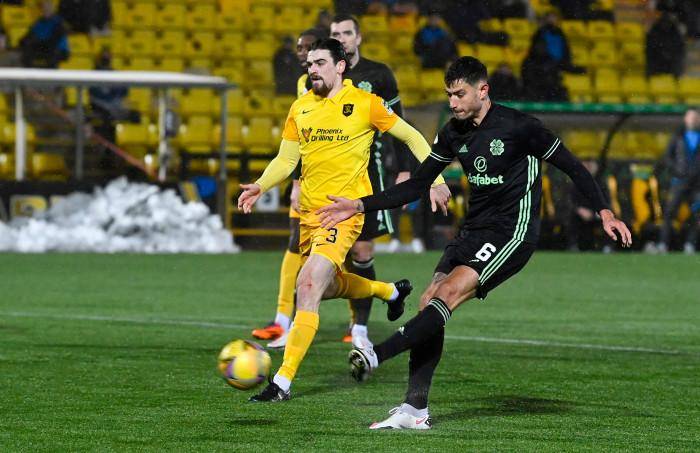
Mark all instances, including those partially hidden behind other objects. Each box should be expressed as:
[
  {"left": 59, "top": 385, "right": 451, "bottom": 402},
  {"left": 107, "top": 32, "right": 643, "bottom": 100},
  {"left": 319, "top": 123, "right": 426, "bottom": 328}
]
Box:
[{"left": 362, "top": 103, "right": 608, "bottom": 244}]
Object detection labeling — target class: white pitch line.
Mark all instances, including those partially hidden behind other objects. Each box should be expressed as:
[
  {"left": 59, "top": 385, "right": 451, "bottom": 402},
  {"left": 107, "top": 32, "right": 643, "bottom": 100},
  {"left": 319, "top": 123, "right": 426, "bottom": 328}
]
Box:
[
  {"left": 1, "top": 311, "right": 248, "bottom": 330},
  {"left": 445, "top": 335, "right": 698, "bottom": 356},
  {"left": 2, "top": 311, "right": 696, "bottom": 357}
]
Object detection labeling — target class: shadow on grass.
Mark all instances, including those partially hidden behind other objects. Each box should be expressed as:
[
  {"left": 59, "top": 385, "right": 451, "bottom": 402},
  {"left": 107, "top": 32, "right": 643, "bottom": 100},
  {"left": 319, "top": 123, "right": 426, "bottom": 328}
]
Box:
[{"left": 439, "top": 395, "right": 574, "bottom": 420}]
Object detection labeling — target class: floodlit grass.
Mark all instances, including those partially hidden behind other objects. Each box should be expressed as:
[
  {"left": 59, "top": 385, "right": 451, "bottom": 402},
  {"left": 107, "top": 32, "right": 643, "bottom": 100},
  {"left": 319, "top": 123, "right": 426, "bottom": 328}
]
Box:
[{"left": 1, "top": 252, "right": 699, "bottom": 451}]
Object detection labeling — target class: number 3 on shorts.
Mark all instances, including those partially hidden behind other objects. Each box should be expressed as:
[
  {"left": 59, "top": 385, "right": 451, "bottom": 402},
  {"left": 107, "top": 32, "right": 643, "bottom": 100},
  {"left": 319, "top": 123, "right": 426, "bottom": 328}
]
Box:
[{"left": 475, "top": 243, "right": 496, "bottom": 261}]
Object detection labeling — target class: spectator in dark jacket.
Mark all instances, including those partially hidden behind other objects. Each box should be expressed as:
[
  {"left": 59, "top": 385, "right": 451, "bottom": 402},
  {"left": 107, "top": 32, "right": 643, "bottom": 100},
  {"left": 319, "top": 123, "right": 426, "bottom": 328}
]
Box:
[
  {"left": 646, "top": 12, "right": 685, "bottom": 78},
  {"left": 488, "top": 63, "right": 520, "bottom": 101},
  {"left": 273, "top": 36, "right": 303, "bottom": 95},
  {"left": 20, "top": 0, "right": 69, "bottom": 68},
  {"left": 413, "top": 13, "right": 458, "bottom": 69},
  {"left": 530, "top": 12, "right": 584, "bottom": 74},
  {"left": 442, "top": 0, "right": 508, "bottom": 45},
  {"left": 657, "top": 108, "right": 700, "bottom": 254},
  {"left": 521, "top": 40, "right": 568, "bottom": 101},
  {"left": 59, "top": 0, "right": 111, "bottom": 34}
]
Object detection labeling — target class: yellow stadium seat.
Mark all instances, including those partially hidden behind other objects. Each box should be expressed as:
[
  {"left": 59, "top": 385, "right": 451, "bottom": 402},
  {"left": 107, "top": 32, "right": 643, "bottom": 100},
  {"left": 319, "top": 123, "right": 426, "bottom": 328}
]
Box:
[
  {"left": 244, "top": 117, "right": 275, "bottom": 154},
  {"left": 504, "top": 47, "right": 528, "bottom": 75},
  {"left": 156, "top": 3, "right": 186, "bottom": 29},
  {"left": 216, "top": 89, "right": 245, "bottom": 116},
  {"left": 621, "top": 75, "right": 650, "bottom": 104},
  {"left": 187, "top": 57, "right": 213, "bottom": 72},
  {"left": 213, "top": 66, "right": 245, "bottom": 86},
  {"left": 625, "top": 131, "right": 657, "bottom": 159},
  {"left": 179, "top": 116, "right": 214, "bottom": 153},
  {"left": 275, "top": 7, "right": 306, "bottom": 35},
  {"left": 361, "top": 43, "right": 391, "bottom": 62},
  {"left": 155, "top": 31, "right": 185, "bottom": 56},
  {"left": 31, "top": 152, "right": 67, "bottom": 181},
  {"left": 615, "top": 22, "right": 644, "bottom": 43},
  {"left": 127, "top": 57, "right": 157, "bottom": 71},
  {"left": 1, "top": 5, "right": 34, "bottom": 27},
  {"left": 246, "top": 60, "right": 273, "bottom": 88},
  {"left": 563, "top": 74, "right": 593, "bottom": 103},
  {"left": 476, "top": 44, "right": 505, "bottom": 68},
  {"left": 186, "top": 4, "right": 216, "bottom": 30},
  {"left": 530, "top": 0, "right": 554, "bottom": 15},
  {"left": 607, "top": 131, "right": 627, "bottom": 159},
  {"left": 594, "top": 68, "right": 621, "bottom": 103},
  {"left": 180, "top": 89, "right": 216, "bottom": 117},
  {"left": 64, "top": 87, "right": 89, "bottom": 107},
  {"left": 654, "top": 132, "right": 672, "bottom": 157},
  {"left": 679, "top": 77, "right": 700, "bottom": 104},
  {"left": 94, "top": 33, "right": 123, "bottom": 56},
  {"left": 213, "top": 116, "right": 245, "bottom": 152},
  {"left": 124, "top": 30, "right": 156, "bottom": 56},
  {"left": 570, "top": 45, "right": 590, "bottom": 67},
  {"left": 394, "top": 66, "right": 420, "bottom": 91},
  {"left": 112, "top": 56, "right": 128, "bottom": 70},
  {"left": 248, "top": 5, "right": 274, "bottom": 32},
  {"left": 215, "top": 33, "right": 245, "bottom": 59},
  {"left": 244, "top": 40, "right": 275, "bottom": 60},
  {"left": 619, "top": 43, "right": 645, "bottom": 70},
  {"left": 126, "top": 2, "right": 157, "bottom": 28},
  {"left": 420, "top": 69, "right": 444, "bottom": 92},
  {"left": 184, "top": 32, "right": 215, "bottom": 58},
  {"left": 8, "top": 27, "right": 28, "bottom": 48},
  {"left": 479, "top": 18, "right": 503, "bottom": 33},
  {"left": 649, "top": 75, "right": 678, "bottom": 104},
  {"left": 589, "top": 43, "right": 617, "bottom": 68},
  {"left": 561, "top": 20, "right": 588, "bottom": 44},
  {"left": 503, "top": 18, "right": 533, "bottom": 39},
  {"left": 587, "top": 20, "right": 615, "bottom": 42},
  {"left": 116, "top": 122, "right": 157, "bottom": 152},
  {"left": 457, "top": 42, "right": 475, "bottom": 57},
  {"left": 563, "top": 130, "right": 600, "bottom": 159},
  {"left": 392, "top": 33, "right": 413, "bottom": 56},
  {"left": 157, "top": 57, "right": 185, "bottom": 72},
  {"left": 360, "top": 15, "right": 389, "bottom": 34},
  {"left": 0, "top": 153, "right": 15, "bottom": 179},
  {"left": 216, "top": 8, "right": 246, "bottom": 32},
  {"left": 59, "top": 56, "right": 93, "bottom": 70},
  {"left": 1, "top": 123, "right": 36, "bottom": 146},
  {"left": 0, "top": 94, "right": 7, "bottom": 115},
  {"left": 68, "top": 34, "right": 91, "bottom": 56},
  {"left": 243, "top": 92, "right": 274, "bottom": 117},
  {"left": 388, "top": 14, "right": 418, "bottom": 34},
  {"left": 111, "top": 0, "right": 129, "bottom": 28},
  {"left": 126, "top": 88, "right": 152, "bottom": 115},
  {"left": 271, "top": 95, "right": 296, "bottom": 119}
]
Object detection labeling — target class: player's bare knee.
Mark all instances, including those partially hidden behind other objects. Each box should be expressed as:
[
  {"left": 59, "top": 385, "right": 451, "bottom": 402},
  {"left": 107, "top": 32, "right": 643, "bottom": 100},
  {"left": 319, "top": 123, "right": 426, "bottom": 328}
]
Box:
[{"left": 350, "top": 241, "right": 373, "bottom": 262}]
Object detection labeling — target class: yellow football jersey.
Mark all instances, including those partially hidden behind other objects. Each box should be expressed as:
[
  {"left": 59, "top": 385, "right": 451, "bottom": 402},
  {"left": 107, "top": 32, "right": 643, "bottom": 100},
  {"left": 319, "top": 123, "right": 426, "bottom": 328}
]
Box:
[
  {"left": 282, "top": 79, "right": 398, "bottom": 211},
  {"left": 296, "top": 74, "right": 309, "bottom": 98}
]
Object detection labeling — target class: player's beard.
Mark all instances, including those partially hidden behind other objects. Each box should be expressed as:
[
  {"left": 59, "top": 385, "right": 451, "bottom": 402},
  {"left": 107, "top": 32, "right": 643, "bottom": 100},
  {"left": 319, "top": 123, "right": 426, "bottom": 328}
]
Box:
[{"left": 311, "top": 79, "right": 331, "bottom": 96}]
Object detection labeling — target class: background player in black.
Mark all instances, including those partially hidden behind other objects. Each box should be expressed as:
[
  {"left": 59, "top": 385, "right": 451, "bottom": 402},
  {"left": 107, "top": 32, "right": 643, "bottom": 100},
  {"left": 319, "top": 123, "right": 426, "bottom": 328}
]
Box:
[
  {"left": 318, "top": 57, "right": 632, "bottom": 430},
  {"left": 330, "top": 14, "right": 414, "bottom": 346}
]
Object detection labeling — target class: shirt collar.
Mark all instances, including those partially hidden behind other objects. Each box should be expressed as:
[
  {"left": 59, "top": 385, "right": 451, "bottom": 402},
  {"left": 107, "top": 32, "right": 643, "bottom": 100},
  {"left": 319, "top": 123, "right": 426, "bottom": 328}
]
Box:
[{"left": 316, "top": 79, "right": 353, "bottom": 104}]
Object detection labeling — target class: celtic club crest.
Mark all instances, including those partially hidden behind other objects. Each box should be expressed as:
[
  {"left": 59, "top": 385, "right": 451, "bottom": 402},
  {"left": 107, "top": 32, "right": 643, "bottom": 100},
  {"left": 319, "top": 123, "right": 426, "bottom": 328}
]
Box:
[
  {"left": 357, "top": 80, "right": 373, "bottom": 92},
  {"left": 489, "top": 139, "right": 505, "bottom": 156}
]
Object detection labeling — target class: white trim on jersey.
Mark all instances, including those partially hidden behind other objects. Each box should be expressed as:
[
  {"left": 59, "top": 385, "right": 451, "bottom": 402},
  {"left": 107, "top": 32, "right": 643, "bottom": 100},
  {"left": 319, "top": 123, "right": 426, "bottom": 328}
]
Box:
[
  {"left": 429, "top": 152, "right": 453, "bottom": 163},
  {"left": 542, "top": 139, "right": 561, "bottom": 160}
]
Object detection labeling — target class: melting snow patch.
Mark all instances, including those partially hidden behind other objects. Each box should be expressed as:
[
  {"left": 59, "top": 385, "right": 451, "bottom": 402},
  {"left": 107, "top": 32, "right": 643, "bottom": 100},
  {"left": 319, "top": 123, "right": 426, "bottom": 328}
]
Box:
[{"left": 0, "top": 177, "right": 239, "bottom": 253}]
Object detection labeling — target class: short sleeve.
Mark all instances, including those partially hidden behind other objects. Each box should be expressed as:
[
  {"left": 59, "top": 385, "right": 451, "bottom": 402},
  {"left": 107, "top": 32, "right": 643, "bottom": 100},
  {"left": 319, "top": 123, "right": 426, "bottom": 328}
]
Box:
[
  {"left": 521, "top": 116, "right": 561, "bottom": 161},
  {"left": 369, "top": 93, "right": 399, "bottom": 133},
  {"left": 429, "top": 124, "right": 456, "bottom": 164},
  {"left": 281, "top": 107, "right": 299, "bottom": 142}
]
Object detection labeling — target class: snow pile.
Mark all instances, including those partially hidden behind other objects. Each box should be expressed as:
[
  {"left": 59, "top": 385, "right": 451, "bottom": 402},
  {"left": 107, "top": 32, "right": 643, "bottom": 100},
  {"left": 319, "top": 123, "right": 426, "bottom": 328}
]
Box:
[{"left": 0, "top": 177, "right": 239, "bottom": 253}]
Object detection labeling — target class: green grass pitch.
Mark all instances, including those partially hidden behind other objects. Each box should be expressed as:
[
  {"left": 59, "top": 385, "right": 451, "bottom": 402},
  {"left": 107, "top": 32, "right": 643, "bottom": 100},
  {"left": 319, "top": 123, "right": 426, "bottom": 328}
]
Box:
[{"left": 1, "top": 252, "right": 699, "bottom": 451}]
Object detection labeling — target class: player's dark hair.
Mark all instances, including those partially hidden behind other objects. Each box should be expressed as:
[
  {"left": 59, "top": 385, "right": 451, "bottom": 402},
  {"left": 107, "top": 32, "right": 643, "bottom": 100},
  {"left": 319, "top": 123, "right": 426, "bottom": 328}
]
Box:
[
  {"left": 331, "top": 13, "right": 360, "bottom": 34},
  {"left": 310, "top": 38, "right": 349, "bottom": 72},
  {"left": 444, "top": 56, "right": 488, "bottom": 87},
  {"left": 299, "top": 27, "right": 326, "bottom": 41}
]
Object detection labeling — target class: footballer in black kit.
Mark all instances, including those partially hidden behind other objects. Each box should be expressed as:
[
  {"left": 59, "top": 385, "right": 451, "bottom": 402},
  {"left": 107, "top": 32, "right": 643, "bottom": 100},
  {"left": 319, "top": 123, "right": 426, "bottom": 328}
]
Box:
[{"left": 318, "top": 56, "right": 632, "bottom": 430}]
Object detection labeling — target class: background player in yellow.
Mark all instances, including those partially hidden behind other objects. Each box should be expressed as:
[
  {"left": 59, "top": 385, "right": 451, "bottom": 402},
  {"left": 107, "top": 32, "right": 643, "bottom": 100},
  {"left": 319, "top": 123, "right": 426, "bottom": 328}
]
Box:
[
  {"left": 251, "top": 28, "right": 325, "bottom": 347},
  {"left": 237, "top": 39, "right": 450, "bottom": 402}
]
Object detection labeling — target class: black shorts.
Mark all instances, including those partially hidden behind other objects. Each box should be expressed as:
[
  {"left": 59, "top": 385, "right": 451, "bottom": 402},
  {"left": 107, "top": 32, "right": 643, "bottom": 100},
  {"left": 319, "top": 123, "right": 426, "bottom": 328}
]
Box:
[
  {"left": 358, "top": 148, "right": 394, "bottom": 241},
  {"left": 435, "top": 228, "right": 536, "bottom": 299}
]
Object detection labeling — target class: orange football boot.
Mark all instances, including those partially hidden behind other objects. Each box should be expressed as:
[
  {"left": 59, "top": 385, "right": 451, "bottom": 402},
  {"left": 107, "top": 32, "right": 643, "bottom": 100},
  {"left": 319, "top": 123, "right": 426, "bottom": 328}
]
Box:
[{"left": 252, "top": 323, "right": 284, "bottom": 340}]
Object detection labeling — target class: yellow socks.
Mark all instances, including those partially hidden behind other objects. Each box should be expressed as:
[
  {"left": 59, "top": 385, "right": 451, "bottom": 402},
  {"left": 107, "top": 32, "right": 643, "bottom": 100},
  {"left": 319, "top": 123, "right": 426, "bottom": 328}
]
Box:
[
  {"left": 277, "top": 250, "right": 302, "bottom": 319},
  {"left": 277, "top": 310, "right": 319, "bottom": 383},
  {"left": 334, "top": 272, "right": 395, "bottom": 301}
]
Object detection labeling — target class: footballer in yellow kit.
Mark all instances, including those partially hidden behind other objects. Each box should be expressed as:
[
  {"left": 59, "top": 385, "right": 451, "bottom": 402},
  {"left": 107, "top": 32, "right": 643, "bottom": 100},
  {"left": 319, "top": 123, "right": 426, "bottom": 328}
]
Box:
[{"left": 237, "top": 38, "right": 450, "bottom": 402}]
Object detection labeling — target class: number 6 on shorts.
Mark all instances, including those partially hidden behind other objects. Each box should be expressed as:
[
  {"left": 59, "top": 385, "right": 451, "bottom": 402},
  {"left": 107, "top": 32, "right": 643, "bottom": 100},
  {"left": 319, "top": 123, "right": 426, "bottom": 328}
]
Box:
[{"left": 475, "top": 242, "right": 497, "bottom": 261}]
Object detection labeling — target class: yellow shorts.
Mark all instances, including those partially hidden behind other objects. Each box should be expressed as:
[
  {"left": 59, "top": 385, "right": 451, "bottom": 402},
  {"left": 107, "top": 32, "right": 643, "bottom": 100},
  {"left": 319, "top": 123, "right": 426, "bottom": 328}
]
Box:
[
  {"left": 299, "top": 211, "right": 364, "bottom": 269},
  {"left": 288, "top": 205, "right": 300, "bottom": 219}
]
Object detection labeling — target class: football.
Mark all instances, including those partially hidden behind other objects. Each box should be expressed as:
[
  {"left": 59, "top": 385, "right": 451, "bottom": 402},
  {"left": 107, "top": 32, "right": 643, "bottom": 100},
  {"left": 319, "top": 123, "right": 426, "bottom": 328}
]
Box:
[{"left": 217, "top": 339, "right": 271, "bottom": 390}]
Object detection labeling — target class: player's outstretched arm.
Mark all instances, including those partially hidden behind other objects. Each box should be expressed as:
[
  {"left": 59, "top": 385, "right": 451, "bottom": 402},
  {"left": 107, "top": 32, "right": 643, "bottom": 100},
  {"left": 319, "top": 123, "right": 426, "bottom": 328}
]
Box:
[
  {"left": 385, "top": 117, "right": 451, "bottom": 214},
  {"left": 547, "top": 145, "right": 632, "bottom": 247},
  {"left": 236, "top": 139, "right": 300, "bottom": 214}
]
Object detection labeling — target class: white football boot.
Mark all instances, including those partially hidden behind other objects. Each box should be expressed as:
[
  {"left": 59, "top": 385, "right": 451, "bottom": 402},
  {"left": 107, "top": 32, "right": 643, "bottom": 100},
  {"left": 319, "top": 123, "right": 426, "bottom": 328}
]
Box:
[
  {"left": 348, "top": 341, "right": 379, "bottom": 382},
  {"left": 267, "top": 331, "right": 288, "bottom": 349},
  {"left": 369, "top": 407, "right": 432, "bottom": 430}
]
